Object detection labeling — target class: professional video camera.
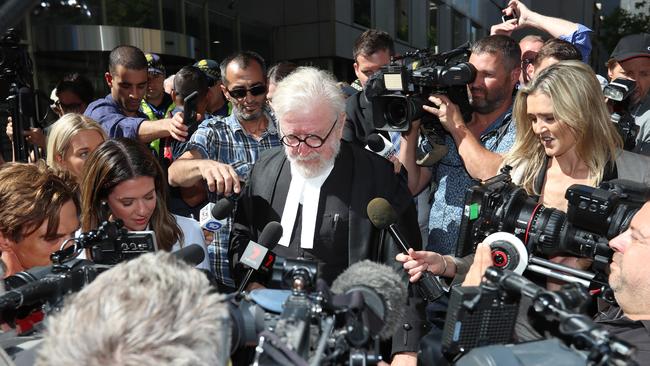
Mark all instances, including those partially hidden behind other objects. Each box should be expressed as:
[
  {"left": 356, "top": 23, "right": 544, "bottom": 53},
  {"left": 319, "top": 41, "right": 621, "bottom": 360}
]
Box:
[
  {"left": 0, "top": 28, "right": 54, "bottom": 162},
  {"left": 604, "top": 78, "right": 639, "bottom": 151},
  {"left": 442, "top": 267, "right": 636, "bottom": 365},
  {"left": 0, "top": 220, "right": 158, "bottom": 326},
  {"left": 365, "top": 45, "right": 476, "bottom": 132},
  {"left": 227, "top": 258, "right": 407, "bottom": 365},
  {"left": 456, "top": 166, "right": 648, "bottom": 297}
]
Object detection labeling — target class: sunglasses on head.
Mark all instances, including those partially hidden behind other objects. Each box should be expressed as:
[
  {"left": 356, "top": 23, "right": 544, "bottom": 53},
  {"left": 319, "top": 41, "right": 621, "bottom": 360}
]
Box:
[{"left": 227, "top": 84, "right": 267, "bottom": 99}]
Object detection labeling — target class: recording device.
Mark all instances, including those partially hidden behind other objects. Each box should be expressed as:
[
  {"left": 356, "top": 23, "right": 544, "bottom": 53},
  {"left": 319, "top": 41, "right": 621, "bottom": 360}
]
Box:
[
  {"left": 367, "top": 197, "right": 445, "bottom": 302},
  {"left": 228, "top": 259, "right": 407, "bottom": 365},
  {"left": 365, "top": 133, "right": 396, "bottom": 160},
  {"left": 457, "top": 166, "right": 646, "bottom": 260},
  {"left": 443, "top": 267, "right": 636, "bottom": 365},
  {"left": 604, "top": 78, "right": 639, "bottom": 151},
  {"left": 49, "top": 220, "right": 157, "bottom": 266},
  {"left": 364, "top": 44, "right": 475, "bottom": 132},
  {"left": 199, "top": 197, "right": 234, "bottom": 231},
  {"left": 1, "top": 28, "right": 53, "bottom": 162},
  {"left": 237, "top": 221, "right": 283, "bottom": 294},
  {"left": 501, "top": 9, "right": 518, "bottom": 23},
  {"left": 182, "top": 90, "right": 199, "bottom": 137}
]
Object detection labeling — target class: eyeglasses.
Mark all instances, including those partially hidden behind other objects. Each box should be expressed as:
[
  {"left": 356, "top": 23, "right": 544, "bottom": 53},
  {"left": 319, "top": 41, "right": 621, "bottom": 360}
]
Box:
[
  {"left": 227, "top": 84, "right": 267, "bottom": 99},
  {"left": 55, "top": 100, "right": 85, "bottom": 112},
  {"left": 280, "top": 117, "right": 338, "bottom": 148}
]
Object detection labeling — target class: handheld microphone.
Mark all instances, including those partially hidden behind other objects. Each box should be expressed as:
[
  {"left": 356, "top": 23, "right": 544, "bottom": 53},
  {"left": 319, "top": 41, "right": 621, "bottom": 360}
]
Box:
[
  {"left": 237, "top": 221, "right": 283, "bottom": 294},
  {"left": 331, "top": 260, "right": 406, "bottom": 340},
  {"left": 200, "top": 198, "right": 234, "bottom": 231},
  {"left": 365, "top": 133, "right": 396, "bottom": 160},
  {"left": 367, "top": 197, "right": 444, "bottom": 302},
  {"left": 172, "top": 244, "right": 206, "bottom": 267}
]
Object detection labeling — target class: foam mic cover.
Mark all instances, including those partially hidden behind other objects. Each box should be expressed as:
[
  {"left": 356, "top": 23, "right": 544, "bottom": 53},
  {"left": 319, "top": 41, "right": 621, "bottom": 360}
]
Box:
[
  {"left": 366, "top": 197, "right": 398, "bottom": 230},
  {"left": 172, "top": 244, "right": 206, "bottom": 267},
  {"left": 331, "top": 260, "right": 406, "bottom": 340},
  {"left": 258, "top": 221, "right": 283, "bottom": 251},
  {"left": 366, "top": 133, "right": 396, "bottom": 160},
  {"left": 212, "top": 198, "right": 235, "bottom": 220}
]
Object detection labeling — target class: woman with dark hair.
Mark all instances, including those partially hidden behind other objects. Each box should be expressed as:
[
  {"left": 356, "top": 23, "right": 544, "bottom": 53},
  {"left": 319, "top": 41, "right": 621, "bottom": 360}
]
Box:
[{"left": 79, "top": 138, "right": 208, "bottom": 269}]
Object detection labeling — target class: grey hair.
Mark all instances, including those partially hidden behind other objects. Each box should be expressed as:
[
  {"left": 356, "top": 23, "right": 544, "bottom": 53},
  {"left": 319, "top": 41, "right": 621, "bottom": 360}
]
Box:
[
  {"left": 271, "top": 66, "right": 345, "bottom": 124},
  {"left": 36, "top": 252, "right": 230, "bottom": 366}
]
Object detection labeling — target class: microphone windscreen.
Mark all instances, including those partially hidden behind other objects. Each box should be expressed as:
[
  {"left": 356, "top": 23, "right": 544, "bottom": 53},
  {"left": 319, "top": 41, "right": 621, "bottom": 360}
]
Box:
[
  {"left": 366, "top": 197, "right": 398, "bottom": 229},
  {"left": 331, "top": 260, "right": 406, "bottom": 340},
  {"left": 258, "top": 221, "right": 283, "bottom": 250},
  {"left": 173, "top": 244, "right": 205, "bottom": 267},
  {"left": 366, "top": 134, "right": 385, "bottom": 153},
  {"left": 211, "top": 198, "right": 235, "bottom": 220}
]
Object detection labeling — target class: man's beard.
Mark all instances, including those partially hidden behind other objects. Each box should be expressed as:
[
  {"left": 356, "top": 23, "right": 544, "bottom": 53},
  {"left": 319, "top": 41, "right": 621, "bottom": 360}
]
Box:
[
  {"left": 469, "top": 82, "right": 511, "bottom": 115},
  {"left": 286, "top": 139, "right": 340, "bottom": 179},
  {"left": 233, "top": 103, "right": 263, "bottom": 121}
]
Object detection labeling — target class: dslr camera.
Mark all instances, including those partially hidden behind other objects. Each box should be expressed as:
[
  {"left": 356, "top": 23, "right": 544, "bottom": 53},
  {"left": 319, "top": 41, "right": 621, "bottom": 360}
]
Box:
[{"left": 604, "top": 78, "right": 639, "bottom": 151}]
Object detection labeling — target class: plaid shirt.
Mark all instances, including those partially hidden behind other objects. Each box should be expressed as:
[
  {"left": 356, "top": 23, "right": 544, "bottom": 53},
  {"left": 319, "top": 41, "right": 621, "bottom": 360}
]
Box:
[{"left": 184, "top": 106, "right": 281, "bottom": 287}]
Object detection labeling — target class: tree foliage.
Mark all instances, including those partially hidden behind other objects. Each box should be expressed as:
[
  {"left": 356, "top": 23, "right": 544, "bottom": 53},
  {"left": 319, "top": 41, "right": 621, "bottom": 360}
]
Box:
[{"left": 598, "top": 1, "right": 650, "bottom": 54}]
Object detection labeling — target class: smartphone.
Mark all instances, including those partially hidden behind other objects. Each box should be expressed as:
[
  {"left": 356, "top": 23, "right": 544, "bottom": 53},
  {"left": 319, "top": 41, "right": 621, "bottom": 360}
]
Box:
[
  {"left": 502, "top": 10, "right": 517, "bottom": 22},
  {"left": 183, "top": 91, "right": 199, "bottom": 137}
]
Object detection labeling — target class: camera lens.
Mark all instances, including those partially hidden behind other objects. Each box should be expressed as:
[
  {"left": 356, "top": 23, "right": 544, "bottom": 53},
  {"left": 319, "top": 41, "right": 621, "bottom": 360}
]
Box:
[{"left": 385, "top": 99, "right": 407, "bottom": 128}]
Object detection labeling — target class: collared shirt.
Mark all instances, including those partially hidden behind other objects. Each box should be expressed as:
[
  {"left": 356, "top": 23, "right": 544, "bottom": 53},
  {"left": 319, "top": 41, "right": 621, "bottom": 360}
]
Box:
[
  {"left": 427, "top": 107, "right": 516, "bottom": 254},
  {"left": 595, "top": 304, "right": 650, "bottom": 364},
  {"left": 184, "top": 105, "right": 281, "bottom": 287},
  {"left": 84, "top": 94, "right": 147, "bottom": 139},
  {"left": 558, "top": 23, "right": 593, "bottom": 63}
]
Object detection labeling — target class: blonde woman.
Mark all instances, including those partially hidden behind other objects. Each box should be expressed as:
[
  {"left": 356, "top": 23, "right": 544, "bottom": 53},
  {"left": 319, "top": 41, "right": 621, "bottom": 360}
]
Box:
[{"left": 46, "top": 114, "right": 107, "bottom": 182}]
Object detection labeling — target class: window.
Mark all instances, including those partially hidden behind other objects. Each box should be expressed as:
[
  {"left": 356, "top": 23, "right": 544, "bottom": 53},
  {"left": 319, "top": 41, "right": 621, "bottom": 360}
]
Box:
[
  {"left": 162, "top": 0, "right": 182, "bottom": 33},
  {"left": 31, "top": 0, "right": 102, "bottom": 26},
  {"left": 428, "top": 1, "right": 438, "bottom": 50},
  {"left": 452, "top": 11, "right": 466, "bottom": 47},
  {"left": 185, "top": 3, "right": 203, "bottom": 39},
  {"left": 395, "top": 0, "right": 409, "bottom": 41},
  {"left": 106, "top": 0, "right": 159, "bottom": 29},
  {"left": 470, "top": 22, "right": 481, "bottom": 43},
  {"left": 353, "top": 0, "right": 371, "bottom": 28}
]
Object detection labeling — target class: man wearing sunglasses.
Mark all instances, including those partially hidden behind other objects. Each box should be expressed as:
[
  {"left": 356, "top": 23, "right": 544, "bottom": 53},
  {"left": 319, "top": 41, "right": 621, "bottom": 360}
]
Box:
[
  {"left": 168, "top": 51, "right": 281, "bottom": 289},
  {"left": 229, "top": 67, "right": 425, "bottom": 366}
]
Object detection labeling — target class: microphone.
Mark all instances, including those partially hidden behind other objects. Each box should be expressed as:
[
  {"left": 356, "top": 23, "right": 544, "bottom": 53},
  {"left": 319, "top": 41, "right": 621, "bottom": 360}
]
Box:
[
  {"left": 331, "top": 260, "right": 406, "bottom": 340},
  {"left": 237, "top": 221, "right": 283, "bottom": 294},
  {"left": 365, "top": 133, "right": 396, "bottom": 160},
  {"left": 367, "top": 197, "right": 444, "bottom": 302},
  {"left": 172, "top": 244, "right": 206, "bottom": 267},
  {"left": 200, "top": 198, "right": 234, "bottom": 231}
]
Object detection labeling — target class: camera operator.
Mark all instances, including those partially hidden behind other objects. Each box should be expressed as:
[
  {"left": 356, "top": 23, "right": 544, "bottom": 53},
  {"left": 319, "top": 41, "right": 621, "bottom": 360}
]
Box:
[
  {"left": 399, "top": 35, "right": 520, "bottom": 255},
  {"left": 608, "top": 33, "right": 650, "bottom": 156},
  {"left": 36, "top": 251, "right": 230, "bottom": 366},
  {"left": 454, "top": 199, "right": 650, "bottom": 364},
  {"left": 84, "top": 45, "right": 189, "bottom": 144},
  {"left": 491, "top": 0, "right": 592, "bottom": 85},
  {"left": 230, "top": 66, "right": 425, "bottom": 365},
  {"left": 0, "top": 162, "right": 79, "bottom": 277}
]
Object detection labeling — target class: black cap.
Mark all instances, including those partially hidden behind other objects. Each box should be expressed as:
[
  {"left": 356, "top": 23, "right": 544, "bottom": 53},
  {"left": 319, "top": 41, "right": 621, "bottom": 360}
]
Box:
[{"left": 610, "top": 33, "right": 650, "bottom": 62}]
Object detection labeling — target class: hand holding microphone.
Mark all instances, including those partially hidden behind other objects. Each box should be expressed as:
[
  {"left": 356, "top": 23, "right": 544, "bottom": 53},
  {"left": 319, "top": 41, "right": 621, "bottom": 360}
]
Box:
[{"left": 367, "top": 197, "right": 444, "bottom": 302}]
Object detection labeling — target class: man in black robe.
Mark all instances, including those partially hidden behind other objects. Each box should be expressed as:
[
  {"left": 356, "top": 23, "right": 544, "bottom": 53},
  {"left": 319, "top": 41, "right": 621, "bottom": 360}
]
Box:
[{"left": 229, "top": 66, "right": 425, "bottom": 365}]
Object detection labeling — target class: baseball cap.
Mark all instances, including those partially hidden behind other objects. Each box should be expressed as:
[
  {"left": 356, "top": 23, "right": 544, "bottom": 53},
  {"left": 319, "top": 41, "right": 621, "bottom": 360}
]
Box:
[
  {"left": 610, "top": 33, "right": 650, "bottom": 62},
  {"left": 145, "top": 53, "right": 165, "bottom": 75},
  {"left": 194, "top": 59, "right": 221, "bottom": 85}
]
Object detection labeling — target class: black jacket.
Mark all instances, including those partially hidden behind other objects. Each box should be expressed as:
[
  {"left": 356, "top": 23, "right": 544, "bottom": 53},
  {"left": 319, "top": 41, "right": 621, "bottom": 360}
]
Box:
[{"left": 229, "top": 142, "right": 427, "bottom": 355}]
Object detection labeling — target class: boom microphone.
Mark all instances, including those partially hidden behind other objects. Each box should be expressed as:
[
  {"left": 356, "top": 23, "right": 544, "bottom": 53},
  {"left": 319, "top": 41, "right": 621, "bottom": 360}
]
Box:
[
  {"left": 172, "top": 244, "right": 206, "bottom": 267},
  {"left": 237, "top": 221, "right": 283, "bottom": 294},
  {"left": 367, "top": 197, "right": 444, "bottom": 302},
  {"left": 331, "top": 260, "right": 406, "bottom": 340}
]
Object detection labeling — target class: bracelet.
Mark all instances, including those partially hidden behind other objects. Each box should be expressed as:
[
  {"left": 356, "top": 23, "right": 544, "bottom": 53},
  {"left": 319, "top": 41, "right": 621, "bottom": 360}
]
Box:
[{"left": 438, "top": 253, "right": 448, "bottom": 276}]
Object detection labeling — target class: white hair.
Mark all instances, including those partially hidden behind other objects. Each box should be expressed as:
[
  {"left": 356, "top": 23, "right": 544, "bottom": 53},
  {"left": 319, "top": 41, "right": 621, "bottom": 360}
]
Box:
[
  {"left": 271, "top": 66, "right": 345, "bottom": 124},
  {"left": 36, "top": 252, "right": 230, "bottom": 366}
]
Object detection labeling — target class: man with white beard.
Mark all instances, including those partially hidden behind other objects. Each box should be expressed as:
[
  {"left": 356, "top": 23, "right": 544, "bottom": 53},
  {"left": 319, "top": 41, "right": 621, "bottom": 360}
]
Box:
[{"left": 229, "top": 66, "right": 425, "bottom": 365}]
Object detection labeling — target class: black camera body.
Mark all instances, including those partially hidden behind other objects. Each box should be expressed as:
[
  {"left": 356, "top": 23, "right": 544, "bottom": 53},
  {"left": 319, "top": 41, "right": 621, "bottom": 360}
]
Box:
[
  {"left": 457, "top": 167, "right": 647, "bottom": 261},
  {"left": 604, "top": 78, "right": 639, "bottom": 151},
  {"left": 365, "top": 45, "right": 476, "bottom": 132}
]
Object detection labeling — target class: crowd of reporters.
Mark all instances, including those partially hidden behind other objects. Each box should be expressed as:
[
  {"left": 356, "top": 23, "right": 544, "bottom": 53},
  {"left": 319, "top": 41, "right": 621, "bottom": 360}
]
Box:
[{"left": 0, "top": 0, "right": 649, "bottom": 364}]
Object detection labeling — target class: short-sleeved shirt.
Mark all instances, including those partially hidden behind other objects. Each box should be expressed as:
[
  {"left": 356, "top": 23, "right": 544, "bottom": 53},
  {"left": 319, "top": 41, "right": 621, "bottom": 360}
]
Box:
[
  {"left": 427, "top": 107, "right": 516, "bottom": 255},
  {"left": 184, "top": 105, "right": 282, "bottom": 286}
]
